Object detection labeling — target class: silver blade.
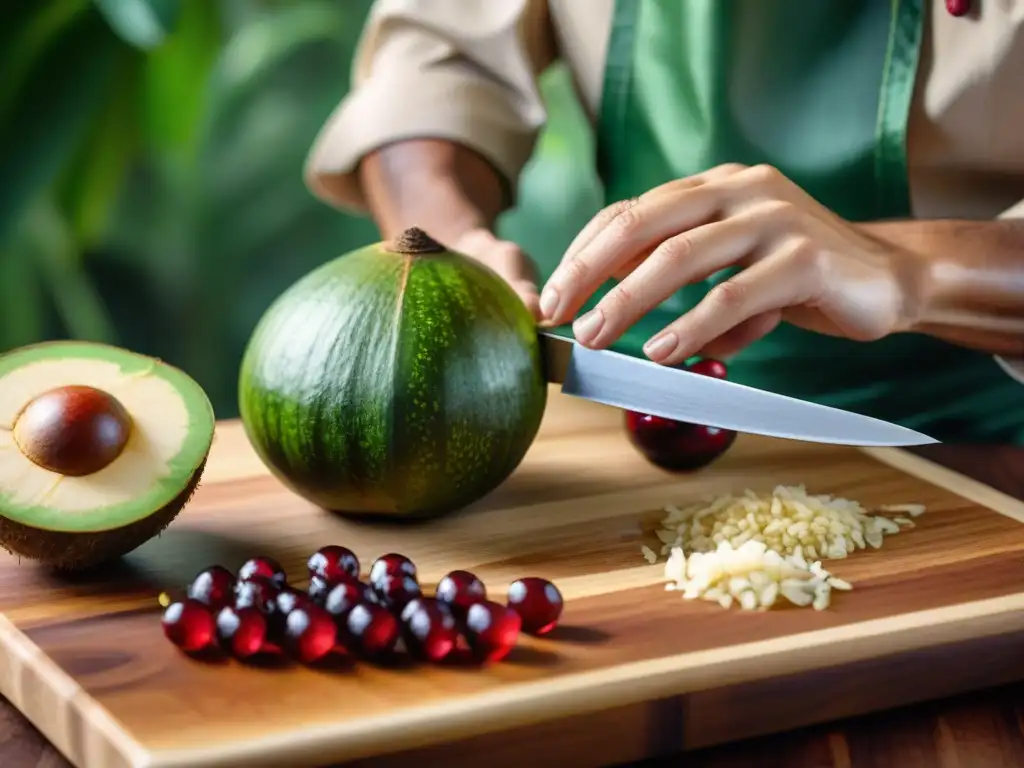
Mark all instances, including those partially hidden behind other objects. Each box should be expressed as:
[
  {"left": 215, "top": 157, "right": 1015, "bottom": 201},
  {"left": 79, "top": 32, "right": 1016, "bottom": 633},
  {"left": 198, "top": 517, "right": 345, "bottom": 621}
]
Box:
[{"left": 539, "top": 332, "right": 938, "bottom": 447}]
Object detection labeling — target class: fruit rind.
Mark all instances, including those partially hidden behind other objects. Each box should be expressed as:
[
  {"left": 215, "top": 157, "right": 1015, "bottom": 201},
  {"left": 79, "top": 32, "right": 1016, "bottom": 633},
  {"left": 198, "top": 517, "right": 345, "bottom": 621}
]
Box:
[{"left": 238, "top": 235, "right": 546, "bottom": 518}]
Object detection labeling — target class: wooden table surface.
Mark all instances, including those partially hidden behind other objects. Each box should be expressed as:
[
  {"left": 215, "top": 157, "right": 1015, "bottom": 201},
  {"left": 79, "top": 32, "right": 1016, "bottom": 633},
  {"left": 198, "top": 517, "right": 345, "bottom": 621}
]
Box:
[{"left": 3, "top": 442, "right": 1023, "bottom": 768}]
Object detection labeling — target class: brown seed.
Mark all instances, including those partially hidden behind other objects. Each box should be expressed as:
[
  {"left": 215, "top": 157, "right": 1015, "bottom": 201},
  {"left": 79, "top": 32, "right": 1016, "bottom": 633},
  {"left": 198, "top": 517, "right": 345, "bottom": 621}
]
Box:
[{"left": 13, "top": 385, "right": 132, "bottom": 476}]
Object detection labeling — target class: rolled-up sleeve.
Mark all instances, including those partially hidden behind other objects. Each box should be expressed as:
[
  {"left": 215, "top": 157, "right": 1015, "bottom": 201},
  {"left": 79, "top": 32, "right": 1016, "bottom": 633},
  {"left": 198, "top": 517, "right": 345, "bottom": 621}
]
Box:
[{"left": 305, "top": 0, "right": 556, "bottom": 214}]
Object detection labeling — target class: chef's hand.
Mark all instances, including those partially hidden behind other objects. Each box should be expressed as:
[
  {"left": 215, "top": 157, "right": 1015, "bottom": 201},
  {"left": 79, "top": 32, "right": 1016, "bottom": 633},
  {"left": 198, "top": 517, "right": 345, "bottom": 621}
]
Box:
[
  {"left": 538, "top": 163, "right": 927, "bottom": 364},
  {"left": 450, "top": 228, "right": 542, "bottom": 319}
]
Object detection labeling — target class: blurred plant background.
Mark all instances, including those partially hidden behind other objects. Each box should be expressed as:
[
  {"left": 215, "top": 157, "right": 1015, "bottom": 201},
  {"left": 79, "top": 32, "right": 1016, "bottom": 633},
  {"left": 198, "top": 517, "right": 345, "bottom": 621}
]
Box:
[{"left": 1, "top": 0, "right": 602, "bottom": 417}]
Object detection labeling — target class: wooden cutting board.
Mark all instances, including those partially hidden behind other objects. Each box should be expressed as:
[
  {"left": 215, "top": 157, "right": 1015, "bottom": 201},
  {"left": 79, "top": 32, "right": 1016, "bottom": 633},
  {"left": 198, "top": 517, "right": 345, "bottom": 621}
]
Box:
[{"left": 3, "top": 386, "right": 1024, "bottom": 768}]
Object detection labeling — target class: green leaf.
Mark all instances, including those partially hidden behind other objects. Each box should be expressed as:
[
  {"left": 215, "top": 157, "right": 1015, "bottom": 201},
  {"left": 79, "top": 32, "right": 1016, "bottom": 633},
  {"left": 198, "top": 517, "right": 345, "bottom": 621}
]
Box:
[
  {"left": 56, "top": 51, "right": 141, "bottom": 250},
  {"left": 20, "top": 197, "right": 118, "bottom": 344},
  {"left": 91, "top": 0, "right": 180, "bottom": 50},
  {"left": 0, "top": 0, "right": 90, "bottom": 126},
  {"left": 0, "top": 245, "right": 46, "bottom": 352},
  {"left": 0, "top": 9, "right": 120, "bottom": 243},
  {"left": 140, "top": 0, "right": 223, "bottom": 157}
]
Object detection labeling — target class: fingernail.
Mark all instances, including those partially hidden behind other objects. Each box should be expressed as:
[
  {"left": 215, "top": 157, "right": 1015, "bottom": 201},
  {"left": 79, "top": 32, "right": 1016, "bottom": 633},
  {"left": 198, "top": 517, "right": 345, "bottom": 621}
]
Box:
[
  {"left": 573, "top": 309, "right": 605, "bottom": 344},
  {"left": 539, "top": 286, "right": 560, "bottom": 319},
  {"left": 643, "top": 332, "right": 678, "bottom": 361}
]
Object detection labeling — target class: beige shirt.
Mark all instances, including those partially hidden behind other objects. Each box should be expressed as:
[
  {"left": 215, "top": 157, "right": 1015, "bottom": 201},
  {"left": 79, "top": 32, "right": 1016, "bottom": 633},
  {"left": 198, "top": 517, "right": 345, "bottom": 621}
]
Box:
[
  {"left": 306, "top": 0, "right": 1024, "bottom": 382},
  {"left": 307, "top": 0, "right": 1024, "bottom": 222}
]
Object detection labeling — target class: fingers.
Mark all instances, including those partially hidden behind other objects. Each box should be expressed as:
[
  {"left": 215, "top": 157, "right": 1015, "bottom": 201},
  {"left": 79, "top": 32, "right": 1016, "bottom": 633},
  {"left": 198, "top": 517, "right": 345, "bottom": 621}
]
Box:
[
  {"left": 451, "top": 229, "right": 542, "bottom": 319},
  {"left": 541, "top": 164, "right": 765, "bottom": 326},
  {"left": 696, "top": 311, "right": 782, "bottom": 360},
  {"left": 643, "top": 237, "right": 823, "bottom": 365},
  {"left": 571, "top": 208, "right": 773, "bottom": 348},
  {"left": 541, "top": 185, "right": 721, "bottom": 323},
  {"left": 556, "top": 165, "right": 744, "bottom": 266},
  {"left": 560, "top": 198, "right": 640, "bottom": 266}
]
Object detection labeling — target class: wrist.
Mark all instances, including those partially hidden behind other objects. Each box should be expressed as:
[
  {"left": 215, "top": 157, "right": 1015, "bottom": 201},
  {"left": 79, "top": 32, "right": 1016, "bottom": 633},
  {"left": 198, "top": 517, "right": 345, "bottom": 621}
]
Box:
[{"left": 864, "top": 219, "right": 1024, "bottom": 344}]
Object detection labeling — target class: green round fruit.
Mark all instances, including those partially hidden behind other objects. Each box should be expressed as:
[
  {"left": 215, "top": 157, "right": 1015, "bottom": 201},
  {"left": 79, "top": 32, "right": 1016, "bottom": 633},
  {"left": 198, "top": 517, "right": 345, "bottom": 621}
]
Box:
[{"left": 238, "top": 227, "right": 547, "bottom": 518}]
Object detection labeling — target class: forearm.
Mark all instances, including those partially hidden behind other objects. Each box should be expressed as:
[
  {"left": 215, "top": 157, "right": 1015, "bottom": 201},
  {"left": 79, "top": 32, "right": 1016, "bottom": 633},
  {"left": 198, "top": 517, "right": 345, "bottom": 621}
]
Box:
[
  {"left": 862, "top": 219, "right": 1024, "bottom": 355},
  {"left": 358, "top": 139, "right": 508, "bottom": 244}
]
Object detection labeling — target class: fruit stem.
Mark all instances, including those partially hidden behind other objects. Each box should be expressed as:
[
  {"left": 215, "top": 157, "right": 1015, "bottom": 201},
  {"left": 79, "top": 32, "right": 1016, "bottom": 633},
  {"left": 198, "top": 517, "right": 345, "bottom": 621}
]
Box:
[{"left": 386, "top": 227, "right": 445, "bottom": 255}]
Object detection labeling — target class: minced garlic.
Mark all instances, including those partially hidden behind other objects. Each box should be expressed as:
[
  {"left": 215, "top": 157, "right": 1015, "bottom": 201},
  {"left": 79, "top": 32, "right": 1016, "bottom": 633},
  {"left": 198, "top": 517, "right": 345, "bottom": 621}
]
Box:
[
  {"left": 643, "top": 485, "right": 925, "bottom": 612},
  {"left": 664, "top": 540, "right": 851, "bottom": 611}
]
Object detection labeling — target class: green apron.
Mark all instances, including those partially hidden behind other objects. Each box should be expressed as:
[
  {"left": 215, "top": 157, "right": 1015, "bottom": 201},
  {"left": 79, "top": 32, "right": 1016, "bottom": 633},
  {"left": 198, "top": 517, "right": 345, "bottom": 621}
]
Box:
[{"left": 542, "top": 0, "right": 1024, "bottom": 444}]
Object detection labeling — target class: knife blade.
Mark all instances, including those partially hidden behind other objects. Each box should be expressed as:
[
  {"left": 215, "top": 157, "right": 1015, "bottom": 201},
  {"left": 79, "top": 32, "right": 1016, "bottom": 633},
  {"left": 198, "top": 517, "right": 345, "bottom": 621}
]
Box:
[{"left": 538, "top": 332, "right": 938, "bottom": 447}]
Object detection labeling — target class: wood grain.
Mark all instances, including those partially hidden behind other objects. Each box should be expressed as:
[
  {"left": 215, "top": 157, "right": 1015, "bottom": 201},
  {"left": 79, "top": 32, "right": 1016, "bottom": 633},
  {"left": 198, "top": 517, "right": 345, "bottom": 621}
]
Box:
[{"left": 3, "top": 387, "right": 1024, "bottom": 767}]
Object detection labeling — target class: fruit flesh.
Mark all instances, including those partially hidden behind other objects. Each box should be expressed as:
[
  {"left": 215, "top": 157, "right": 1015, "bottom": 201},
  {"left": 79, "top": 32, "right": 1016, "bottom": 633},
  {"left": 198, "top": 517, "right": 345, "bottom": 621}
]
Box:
[
  {"left": 0, "top": 342, "right": 214, "bottom": 531},
  {"left": 0, "top": 342, "right": 215, "bottom": 569},
  {"left": 238, "top": 231, "right": 547, "bottom": 518}
]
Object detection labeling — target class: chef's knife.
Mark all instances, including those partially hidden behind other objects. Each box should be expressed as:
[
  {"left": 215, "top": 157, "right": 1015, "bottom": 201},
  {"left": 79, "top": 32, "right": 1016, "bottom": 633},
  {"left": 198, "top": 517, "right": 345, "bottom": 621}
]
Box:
[{"left": 539, "top": 331, "right": 938, "bottom": 447}]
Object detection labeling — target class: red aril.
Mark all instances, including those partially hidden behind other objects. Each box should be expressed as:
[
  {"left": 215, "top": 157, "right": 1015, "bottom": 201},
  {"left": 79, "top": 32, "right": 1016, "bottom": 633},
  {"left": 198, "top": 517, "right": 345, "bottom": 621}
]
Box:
[
  {"left": 162, "top": 599, "right": 216, "bottom": 652},
  {"left": 307, "top": 545, "right": 360, "bottom": 582},
  {"left": 686, "top": 358, "right": 727, "bottom": 379},
  {"left": 400, "top": 597, "right": 458, "bottom": 662},
  {"left": 371, "top": 573, "right": 422, "bottom": 613},
  {"left": 506, "top": 577, "right": 563, "bottom": 635},
  {"left": 216, "top": 605, "right": 268, "bottom": 659},
  {"left": 323, "top": 580, "right": 371, "bottom": 621},
  {"left": 237, "top": 556, "right": 287, "bottom": 588},
  {"left": 463, "top": 600, "right": 521, "bottom": 663},
  {"left": 284, "top": 604, "right": 338, "bottom": 663},
  {"left": 187, "top": 565, "right": 236, "bottom": 611},
  {"left": 369, "top": 553, "right": 418, "bottom": 585},
  {"left": 273, "top": 587, "right": 312, "bottom": 616},
  {"left": 435, "top": 570, "right": 486, "bottom": 618},
  {"left": 234, "top": 579, "right": 280, "bottom": 614},
  {"left": 344, "top": 603, "right": 400, "bottom": 658},
  {"left": 625, "top": 357, "right": 735, "bottom": 472}
]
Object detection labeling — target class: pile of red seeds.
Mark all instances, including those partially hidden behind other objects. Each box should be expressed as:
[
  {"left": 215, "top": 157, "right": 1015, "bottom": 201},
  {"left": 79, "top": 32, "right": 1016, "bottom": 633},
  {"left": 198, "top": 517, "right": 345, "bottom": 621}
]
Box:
[{"left": 160, "top": 547, "right": 564, "bottom": 666}]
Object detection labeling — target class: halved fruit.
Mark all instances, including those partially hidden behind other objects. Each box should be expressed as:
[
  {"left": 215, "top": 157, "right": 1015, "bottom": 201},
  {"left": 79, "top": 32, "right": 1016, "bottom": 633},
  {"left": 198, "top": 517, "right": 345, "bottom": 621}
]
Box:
[{"left": 0, "top": 342, "right": 215, "bottom": 570}]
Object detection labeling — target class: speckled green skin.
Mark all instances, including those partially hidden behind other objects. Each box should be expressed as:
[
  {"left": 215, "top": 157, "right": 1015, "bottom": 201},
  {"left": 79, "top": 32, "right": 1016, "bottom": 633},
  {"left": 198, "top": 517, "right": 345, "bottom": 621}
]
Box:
[{"left": 238, "top": 240, "right": 547, "bottom": 518}]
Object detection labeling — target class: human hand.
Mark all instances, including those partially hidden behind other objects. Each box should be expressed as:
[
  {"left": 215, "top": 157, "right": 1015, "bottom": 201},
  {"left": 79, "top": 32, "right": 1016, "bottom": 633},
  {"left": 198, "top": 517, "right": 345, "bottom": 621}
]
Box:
[
  {"left": 450, "top": 228, "right": 542, "bottom": 319},
  {"left": 537, "top": 163, "right": 928, "bottom": 364}
]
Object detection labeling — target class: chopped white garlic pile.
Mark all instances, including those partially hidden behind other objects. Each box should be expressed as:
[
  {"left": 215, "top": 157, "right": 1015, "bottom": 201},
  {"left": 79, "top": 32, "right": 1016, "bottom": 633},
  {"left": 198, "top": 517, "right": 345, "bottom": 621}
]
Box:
[
  {"left": 663, "top": 540, "right": 851, "bottom": 611},
  {"left": 652, "top": 485, "right": 925, "bottom": 562},
  {"left": 642, "top": 485, "right": 926, "bottom": 612}
]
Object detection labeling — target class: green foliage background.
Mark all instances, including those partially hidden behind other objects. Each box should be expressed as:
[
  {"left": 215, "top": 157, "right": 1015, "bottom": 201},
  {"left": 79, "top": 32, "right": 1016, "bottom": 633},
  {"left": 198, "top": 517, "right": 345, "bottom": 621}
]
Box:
[{"left": 1, "top": 0, "right": 602, "bottom": 417}]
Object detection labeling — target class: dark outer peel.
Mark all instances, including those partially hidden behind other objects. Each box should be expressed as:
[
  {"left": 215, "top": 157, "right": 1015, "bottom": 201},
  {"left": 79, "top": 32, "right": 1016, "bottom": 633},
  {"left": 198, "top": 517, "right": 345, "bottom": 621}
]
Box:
[
  {"left": 238, "top": 236, "right": 547, "bottom": 517},
  {"left": 0, "top": 459, "right": 207, "bottom": 571}
]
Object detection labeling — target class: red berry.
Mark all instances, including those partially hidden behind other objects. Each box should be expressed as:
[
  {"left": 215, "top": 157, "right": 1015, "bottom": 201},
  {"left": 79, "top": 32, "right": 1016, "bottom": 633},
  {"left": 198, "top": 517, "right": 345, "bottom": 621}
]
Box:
[
  {"left": 284, "top": 604, "right": 338, "bottom": 663},
  {"left": 625, "top": 356, "right": 734, "bottom": 471},
  {"left": 687, "top": 358, "right": 727, "bottom": 379},
  {"left": 307, "top": 545, "right": 360, "bottom": 582},
  {"left": 186, "top": 565, "right": 236, "bottom": 610},
  {"left": 371, "top": 573, "right": 422, "bottom": 613},
  {"left": 306, "top": 576, "right": 333, "bottom": 605},
  {"left": 625, "top": 411, "right": 736, "bottom": 472},
  {"left": 344, "top": 603, "right": 400, "bottom": 658},
  {"left": 323, "top": 580, "right": 371, "bottom": 621},
  {"left": 400, "top": 597, "right": 458, "bottom": 662},
  {"left": 463, "top": 600, "right": 521, "bottom": 663},
  {"left": 162, "top": 599, "right": 215, "bottom": 652},
  {"left": 507, "top": 577, "right": 563, "bottom": 635},
  {"left": 216, "top": 605, "right": 268, "bottom": 658},
  {"left": 273, "top": 587, "right": 312, "bottom": 616},
  {"left": 238, "top": 556, "right": 287, "bottom": 588},
  {"left": 234, "top": 579, "right": 280, "bottom": 614},
  {"left": 369, "top": 553, "right": 417, "bottom": 585},
  {"left": 435, "top": 570, "right": 487, "bottom": 618},
  {"left": 946, "top": 0, "right": 970, "bottom": 16}
]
